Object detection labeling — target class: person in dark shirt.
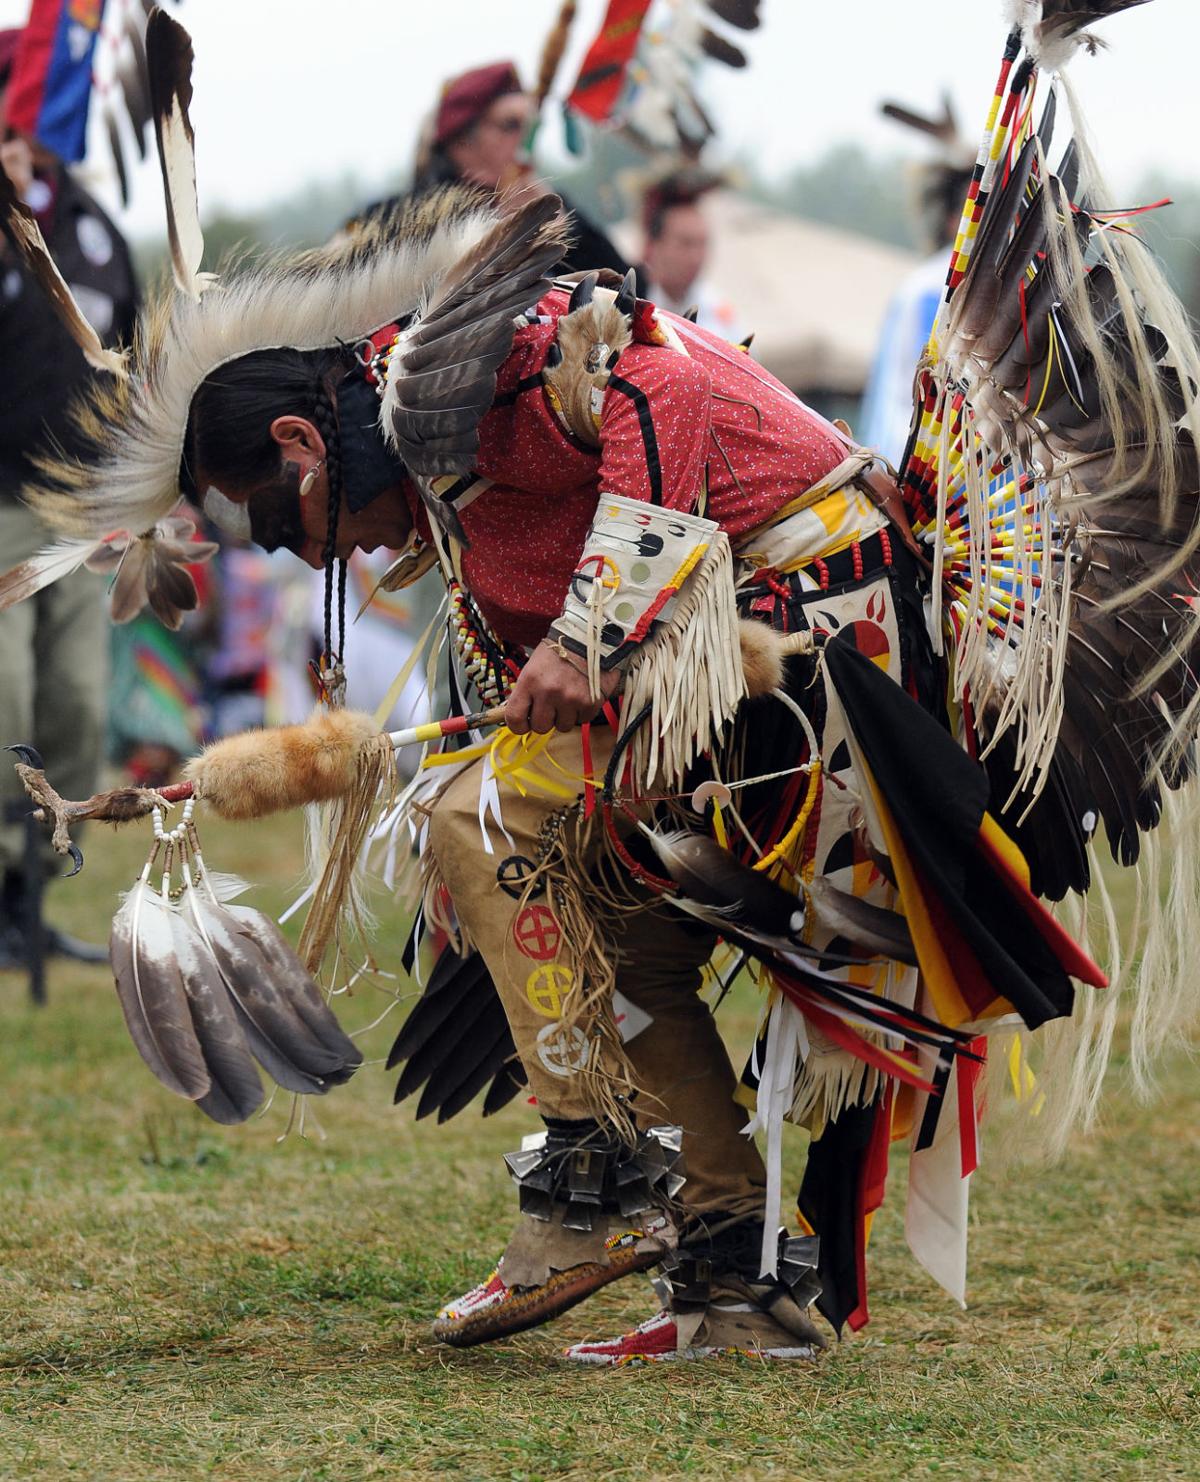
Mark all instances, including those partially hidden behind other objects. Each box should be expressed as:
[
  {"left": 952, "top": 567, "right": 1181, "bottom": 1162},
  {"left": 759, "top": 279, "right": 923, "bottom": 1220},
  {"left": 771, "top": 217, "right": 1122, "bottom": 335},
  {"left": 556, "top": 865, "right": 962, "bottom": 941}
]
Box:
[
  {"left": 363, "top": 60, "right": 631, "bottom": 280},
  {"left": 0, "top": 27, "right": 138, "bottom": 967}
]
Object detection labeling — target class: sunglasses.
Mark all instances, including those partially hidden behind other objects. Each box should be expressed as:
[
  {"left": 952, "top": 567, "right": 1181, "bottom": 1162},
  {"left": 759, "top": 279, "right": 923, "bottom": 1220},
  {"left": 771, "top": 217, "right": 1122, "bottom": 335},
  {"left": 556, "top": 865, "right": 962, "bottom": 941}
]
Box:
[{"left": 485, "top": 116, "right": 526, "bottom": 135}]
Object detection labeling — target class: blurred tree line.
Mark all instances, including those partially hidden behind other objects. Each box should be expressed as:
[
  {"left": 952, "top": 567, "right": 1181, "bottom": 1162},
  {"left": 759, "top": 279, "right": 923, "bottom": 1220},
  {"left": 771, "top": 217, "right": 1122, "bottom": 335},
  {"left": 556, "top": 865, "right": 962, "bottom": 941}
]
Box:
[{"left": 132, "top": 144, "right": 1200, "bottom": 316}]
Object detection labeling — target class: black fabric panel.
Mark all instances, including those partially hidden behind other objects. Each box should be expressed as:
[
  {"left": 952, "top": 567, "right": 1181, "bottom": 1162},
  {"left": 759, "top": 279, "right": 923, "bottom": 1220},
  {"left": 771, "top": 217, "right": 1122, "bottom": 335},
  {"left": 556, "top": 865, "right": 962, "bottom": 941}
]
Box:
[
  {"left": 492, "top": 372, "right": 545, "bottom": 409},
  {"left": 823, "top": 636, "right": 1076, "bottom": 1027},
  {"left": 798, "top": 1100, "right": 878, "bottom": 1334}
]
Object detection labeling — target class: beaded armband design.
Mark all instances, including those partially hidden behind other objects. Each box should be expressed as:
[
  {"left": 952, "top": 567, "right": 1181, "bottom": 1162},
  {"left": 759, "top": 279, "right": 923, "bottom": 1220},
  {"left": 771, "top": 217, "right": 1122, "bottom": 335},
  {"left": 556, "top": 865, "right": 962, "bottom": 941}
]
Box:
[{"left": 547, "top": 494, "right": 720, "bottom": 685}]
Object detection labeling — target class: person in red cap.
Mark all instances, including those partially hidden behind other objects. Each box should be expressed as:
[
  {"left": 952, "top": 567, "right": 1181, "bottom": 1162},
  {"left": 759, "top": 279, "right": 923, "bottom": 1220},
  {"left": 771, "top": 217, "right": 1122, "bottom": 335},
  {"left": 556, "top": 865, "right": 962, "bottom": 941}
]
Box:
[{"left": 366, "top": 59, "right": 632, "bottom": 280}]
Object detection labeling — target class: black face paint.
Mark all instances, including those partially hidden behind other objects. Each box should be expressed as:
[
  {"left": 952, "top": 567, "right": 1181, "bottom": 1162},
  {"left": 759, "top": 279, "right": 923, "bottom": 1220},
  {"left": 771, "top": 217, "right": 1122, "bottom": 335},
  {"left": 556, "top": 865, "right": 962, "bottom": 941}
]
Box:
[
  {"left": 337, "top": 371, "right": 407, "bottom": 513},
  {"left": 247, "top": 463, "right": 307, "bottom": 553}
]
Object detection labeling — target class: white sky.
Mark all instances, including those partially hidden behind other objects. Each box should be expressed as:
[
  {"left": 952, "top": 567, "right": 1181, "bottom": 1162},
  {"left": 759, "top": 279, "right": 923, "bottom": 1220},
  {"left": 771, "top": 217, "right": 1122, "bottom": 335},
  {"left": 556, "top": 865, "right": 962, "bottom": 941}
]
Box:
[{"left": 1, "top": 0, "right": 1195, "bottom": 238}]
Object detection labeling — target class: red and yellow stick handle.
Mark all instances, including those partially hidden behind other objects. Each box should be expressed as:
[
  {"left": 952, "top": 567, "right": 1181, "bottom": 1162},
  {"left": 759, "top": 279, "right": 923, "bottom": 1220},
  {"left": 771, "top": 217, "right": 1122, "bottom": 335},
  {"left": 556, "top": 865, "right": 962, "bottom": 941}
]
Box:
[{"left": 386, "top": 706, "right": 506, "bottom": 751}]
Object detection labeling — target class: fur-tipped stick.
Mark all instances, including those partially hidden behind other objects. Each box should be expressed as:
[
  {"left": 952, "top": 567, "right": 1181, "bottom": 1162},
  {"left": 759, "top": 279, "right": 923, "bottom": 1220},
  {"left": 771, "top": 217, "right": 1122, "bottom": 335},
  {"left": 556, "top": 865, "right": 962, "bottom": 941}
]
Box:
[{"left": 185, "top": 710, "right": 380, "bottom": 820}]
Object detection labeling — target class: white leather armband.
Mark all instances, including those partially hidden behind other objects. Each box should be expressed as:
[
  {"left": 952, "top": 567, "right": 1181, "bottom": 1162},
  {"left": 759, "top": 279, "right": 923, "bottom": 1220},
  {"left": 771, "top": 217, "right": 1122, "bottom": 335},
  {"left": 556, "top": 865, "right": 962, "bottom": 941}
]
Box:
[{"left": 547, "top": 494, "right": 720, "bottom": 693}]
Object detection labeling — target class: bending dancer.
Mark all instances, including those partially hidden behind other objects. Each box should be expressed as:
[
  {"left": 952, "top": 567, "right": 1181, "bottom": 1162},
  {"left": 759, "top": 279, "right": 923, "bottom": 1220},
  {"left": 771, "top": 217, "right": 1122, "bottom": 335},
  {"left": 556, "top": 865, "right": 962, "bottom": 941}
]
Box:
[{"left": 3, "top": 1, "right": 1198, "bottom": 1365}]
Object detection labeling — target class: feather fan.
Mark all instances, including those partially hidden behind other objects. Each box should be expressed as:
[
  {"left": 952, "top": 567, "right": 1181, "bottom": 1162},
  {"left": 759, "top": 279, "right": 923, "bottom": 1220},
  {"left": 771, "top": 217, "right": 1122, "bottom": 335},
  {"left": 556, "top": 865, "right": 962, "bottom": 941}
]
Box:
[
  {"left": 108, "top": 852, "right": 362, "bottom": 1122},
  {"left": 901, "top": 23, "right": 1200, "bottom": 886},
  {"left": 183, "top": 883, "right": 358, "bottom": 1091},
  {"left": 167, "top": 905, "right": 265, "bottom": 1124}
]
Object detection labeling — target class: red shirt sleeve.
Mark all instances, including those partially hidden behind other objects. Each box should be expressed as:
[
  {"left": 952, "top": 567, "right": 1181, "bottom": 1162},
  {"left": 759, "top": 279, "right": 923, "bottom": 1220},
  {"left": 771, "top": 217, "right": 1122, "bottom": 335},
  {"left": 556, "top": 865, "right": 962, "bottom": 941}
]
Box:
[{"left": 597, "top": 343, "right": 712, "bottom": 513}]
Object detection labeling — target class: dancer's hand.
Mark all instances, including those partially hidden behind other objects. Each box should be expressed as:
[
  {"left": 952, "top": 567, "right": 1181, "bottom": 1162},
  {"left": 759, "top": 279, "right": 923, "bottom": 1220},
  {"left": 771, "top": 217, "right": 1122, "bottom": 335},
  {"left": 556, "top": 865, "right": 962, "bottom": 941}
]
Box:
[{"left": 505, "top": 642, "right": 621, "bottom": 735}]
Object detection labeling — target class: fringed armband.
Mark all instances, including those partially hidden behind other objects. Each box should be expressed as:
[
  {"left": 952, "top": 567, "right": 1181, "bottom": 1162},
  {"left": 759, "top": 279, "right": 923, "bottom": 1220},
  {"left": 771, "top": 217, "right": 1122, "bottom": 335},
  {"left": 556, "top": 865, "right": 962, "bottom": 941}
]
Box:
[{"left": 548, "top": 494, "right": 747, "bottom": 786}]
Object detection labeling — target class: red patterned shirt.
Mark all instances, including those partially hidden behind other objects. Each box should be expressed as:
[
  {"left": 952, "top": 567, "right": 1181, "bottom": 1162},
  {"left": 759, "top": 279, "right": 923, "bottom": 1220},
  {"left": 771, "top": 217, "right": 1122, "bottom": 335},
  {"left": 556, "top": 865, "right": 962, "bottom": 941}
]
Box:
[{"left": 407, "top": 289, "right": 847, "bottom": 648}]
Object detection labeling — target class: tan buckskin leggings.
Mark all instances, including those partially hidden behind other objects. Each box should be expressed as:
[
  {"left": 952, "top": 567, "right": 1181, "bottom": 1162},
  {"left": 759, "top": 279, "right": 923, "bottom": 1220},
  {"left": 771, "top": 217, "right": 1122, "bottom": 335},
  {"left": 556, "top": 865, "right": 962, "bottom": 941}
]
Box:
[{"left": 428, "top": 726, "right": 766, "bottom": 1221}]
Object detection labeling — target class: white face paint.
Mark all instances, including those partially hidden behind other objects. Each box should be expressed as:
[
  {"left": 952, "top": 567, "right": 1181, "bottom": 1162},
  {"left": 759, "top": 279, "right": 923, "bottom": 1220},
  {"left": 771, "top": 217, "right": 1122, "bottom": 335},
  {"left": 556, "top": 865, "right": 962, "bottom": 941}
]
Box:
[{"left": 202, "top": 485, "right": 252, "bottom": 540}]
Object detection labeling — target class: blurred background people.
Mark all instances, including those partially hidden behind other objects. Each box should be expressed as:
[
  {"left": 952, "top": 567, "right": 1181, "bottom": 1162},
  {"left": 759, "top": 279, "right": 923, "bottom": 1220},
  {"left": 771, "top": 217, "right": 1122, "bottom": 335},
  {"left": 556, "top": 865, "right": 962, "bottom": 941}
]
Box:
[
  {"left": 639, "top": 166, "right": 741, "bottom": 337},
  {"left": 0, "top": 24, "right": 136, "bottom": 968},
  {"left": 860, "top": 96, "right": 975, "bottom": 462},
  {"left": 368, "top": 59, "right": 634, "bottom": 279}
]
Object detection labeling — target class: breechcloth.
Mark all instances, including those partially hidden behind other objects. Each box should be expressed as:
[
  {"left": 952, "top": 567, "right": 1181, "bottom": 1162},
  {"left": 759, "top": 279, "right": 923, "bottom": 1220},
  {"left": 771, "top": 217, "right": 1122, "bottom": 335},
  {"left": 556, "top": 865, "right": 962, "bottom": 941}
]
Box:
[{"left": 428, "top": 730, "right": 767, "bottom": 1222}]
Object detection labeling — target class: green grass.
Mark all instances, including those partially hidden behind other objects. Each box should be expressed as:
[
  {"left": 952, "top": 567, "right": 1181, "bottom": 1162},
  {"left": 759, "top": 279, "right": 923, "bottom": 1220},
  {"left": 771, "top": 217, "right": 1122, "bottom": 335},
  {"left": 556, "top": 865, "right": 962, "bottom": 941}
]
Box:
[{"left": 0, "top": 814, "right": 1197, "bottom": 1480}]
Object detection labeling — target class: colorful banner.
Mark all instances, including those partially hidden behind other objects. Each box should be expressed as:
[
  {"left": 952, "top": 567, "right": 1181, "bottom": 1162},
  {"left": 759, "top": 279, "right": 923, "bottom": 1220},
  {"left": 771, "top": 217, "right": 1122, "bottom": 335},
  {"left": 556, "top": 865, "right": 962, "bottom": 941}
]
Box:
[
  {"left": 7, "top": 0, "right": 108, "bottom": 163},
  {"left": 565, "top": 0, "right": 653, "bottom": 123}
]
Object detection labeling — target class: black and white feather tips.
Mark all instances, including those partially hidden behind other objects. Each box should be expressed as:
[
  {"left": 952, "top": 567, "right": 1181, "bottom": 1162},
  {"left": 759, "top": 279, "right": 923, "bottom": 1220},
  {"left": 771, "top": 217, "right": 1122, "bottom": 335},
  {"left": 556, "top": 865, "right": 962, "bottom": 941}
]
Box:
[{"left": 146, "top": 5, "right": 210, "bottom": 301}]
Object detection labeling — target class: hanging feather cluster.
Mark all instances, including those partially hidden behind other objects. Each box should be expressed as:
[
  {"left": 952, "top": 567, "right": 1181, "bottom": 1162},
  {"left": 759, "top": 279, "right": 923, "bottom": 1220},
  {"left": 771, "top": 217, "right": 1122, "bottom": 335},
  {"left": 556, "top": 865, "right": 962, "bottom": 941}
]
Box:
[
  {"left": 111, "top": 815, "right": 362, "bottom": 1124},
  {"left": 0, "top": 517, "right": 216, "bottom": 628},
  {"left": 86, "top": 515, "right": 218, "bottom": 627}
]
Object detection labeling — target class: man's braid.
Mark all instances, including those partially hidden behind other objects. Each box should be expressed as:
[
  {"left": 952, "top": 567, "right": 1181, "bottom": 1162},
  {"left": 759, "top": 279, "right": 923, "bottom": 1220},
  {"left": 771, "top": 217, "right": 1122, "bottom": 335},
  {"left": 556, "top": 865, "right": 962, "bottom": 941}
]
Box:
[{"left": 311, "top": 384, "right": 345, "bottom": 670}]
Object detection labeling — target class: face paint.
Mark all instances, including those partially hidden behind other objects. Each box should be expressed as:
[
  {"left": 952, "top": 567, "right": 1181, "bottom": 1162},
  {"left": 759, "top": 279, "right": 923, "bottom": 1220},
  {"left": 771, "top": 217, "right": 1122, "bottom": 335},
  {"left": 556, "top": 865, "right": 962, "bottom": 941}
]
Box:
[
  {"left": 245, "top": 463, "right": 308, "bottom": 554},
  {"left": 201, "top": 485, "right": 252, "bottom": 540}
]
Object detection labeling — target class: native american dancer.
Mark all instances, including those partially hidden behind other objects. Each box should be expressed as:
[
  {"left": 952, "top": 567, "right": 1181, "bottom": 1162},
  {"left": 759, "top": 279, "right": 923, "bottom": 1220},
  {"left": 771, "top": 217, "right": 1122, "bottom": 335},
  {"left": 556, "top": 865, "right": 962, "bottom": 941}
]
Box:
[{"left": 3, "top": 1, "right": 1199, "bottom": 1365}]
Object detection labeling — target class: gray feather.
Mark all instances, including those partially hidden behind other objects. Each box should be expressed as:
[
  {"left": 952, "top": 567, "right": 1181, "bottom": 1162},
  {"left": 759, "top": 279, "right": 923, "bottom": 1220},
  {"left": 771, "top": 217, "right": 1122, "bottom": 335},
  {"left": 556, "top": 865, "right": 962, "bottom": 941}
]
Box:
[
  {"left": 168, "top": 908, "right": 264, "bottom": 1124},
  {"left": 110, "top": 883, "right": 210, "bottom": 1099}
]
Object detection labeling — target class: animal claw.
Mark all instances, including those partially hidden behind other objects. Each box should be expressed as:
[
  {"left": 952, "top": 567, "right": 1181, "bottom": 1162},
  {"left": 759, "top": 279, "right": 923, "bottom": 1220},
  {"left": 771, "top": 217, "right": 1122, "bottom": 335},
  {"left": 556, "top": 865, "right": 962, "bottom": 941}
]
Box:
[
  {"left": 64, "top": 842, "right": 84, "bottom": 878},
  {"left": 4, "top": 743, "right": 44, "bottom": 769}
]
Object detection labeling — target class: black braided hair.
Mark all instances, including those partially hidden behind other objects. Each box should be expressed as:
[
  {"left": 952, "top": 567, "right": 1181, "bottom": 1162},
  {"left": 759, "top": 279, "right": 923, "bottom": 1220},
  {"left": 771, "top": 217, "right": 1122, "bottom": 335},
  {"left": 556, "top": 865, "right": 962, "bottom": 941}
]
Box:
[
  {"left": 311, "top": 385, "right": 343, "bottom": 672},
  {"left": 336, "top": 556, "right": 348, "bottom": 662}
]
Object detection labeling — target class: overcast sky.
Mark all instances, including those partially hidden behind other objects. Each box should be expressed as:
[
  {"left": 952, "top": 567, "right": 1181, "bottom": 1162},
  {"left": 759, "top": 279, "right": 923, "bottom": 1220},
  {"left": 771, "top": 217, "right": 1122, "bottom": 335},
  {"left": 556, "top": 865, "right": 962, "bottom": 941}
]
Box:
[{"left": 1, "top": 0, "right": 1194, "bottom": 238}]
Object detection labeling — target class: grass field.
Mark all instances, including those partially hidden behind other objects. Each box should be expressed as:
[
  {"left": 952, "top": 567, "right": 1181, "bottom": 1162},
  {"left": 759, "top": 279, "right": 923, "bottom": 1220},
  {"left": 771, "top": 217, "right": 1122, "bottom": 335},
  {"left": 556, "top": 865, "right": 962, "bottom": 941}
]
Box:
[{"left": 0, "top": 811, "right": 1197, "bottom": 1481}]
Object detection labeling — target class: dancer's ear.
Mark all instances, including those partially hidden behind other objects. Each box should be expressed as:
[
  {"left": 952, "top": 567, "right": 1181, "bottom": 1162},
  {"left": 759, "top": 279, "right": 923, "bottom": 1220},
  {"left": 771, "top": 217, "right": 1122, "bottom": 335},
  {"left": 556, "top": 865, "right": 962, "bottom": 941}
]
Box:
[{"left": 270, "top": 416, "right": 325, "bottom": 463}]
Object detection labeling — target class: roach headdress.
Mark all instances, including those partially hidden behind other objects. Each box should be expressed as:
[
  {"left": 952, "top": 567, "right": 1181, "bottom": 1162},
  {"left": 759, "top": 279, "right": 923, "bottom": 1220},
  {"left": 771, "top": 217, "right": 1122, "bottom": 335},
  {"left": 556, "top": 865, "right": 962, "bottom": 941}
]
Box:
[{"left": 0, "top": 6, "right": 568, "bottom": 627}]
